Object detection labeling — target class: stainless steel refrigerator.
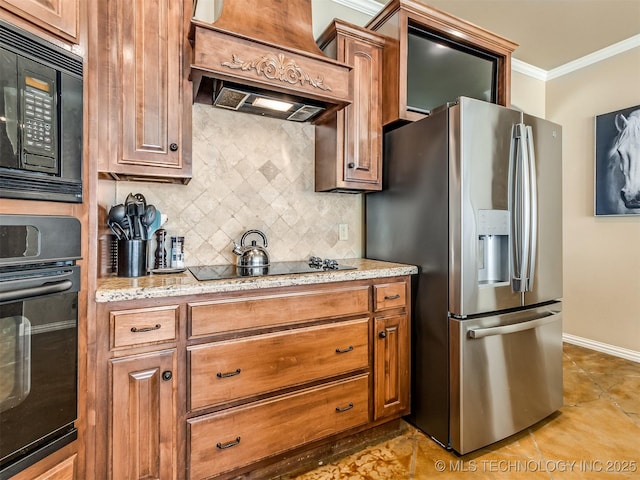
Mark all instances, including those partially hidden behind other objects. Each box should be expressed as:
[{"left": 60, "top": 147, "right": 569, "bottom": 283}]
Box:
[{"left": 366, "top": 97, "right": 563, "bottom": 454}]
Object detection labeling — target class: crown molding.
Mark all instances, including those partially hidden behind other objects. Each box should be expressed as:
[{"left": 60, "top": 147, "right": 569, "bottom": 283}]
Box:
[
  {"left": 331, "top": 0, "right": 382, "bottom": 16},
  {"left": 546, "top": 34, "right": 640, "bottom": 80},
  {"left": 511, "top": 59, "right": 548, "bottom": 81}
]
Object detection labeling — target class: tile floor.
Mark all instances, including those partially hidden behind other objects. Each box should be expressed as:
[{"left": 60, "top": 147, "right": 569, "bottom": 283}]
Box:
[{"left": 292, "top": 344, "right": 640, "bottom": 479}]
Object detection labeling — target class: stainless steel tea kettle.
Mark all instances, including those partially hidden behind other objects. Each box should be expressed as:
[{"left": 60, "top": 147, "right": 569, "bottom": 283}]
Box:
[{"left": 232, "top": 229, "right": 270, "bottom": 268}]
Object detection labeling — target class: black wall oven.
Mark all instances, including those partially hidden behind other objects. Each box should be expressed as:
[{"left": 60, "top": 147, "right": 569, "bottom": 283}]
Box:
[
  {"left": 0, "top": 20, "right": 83, "bottom": 203},
  {"left": 0, "top": 215, "right": 80, "bottom": 478}
]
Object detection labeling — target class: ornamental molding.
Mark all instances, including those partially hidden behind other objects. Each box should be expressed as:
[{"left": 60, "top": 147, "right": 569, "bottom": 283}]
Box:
[{"left": 221, "top": 53, "right": 332, "bottom": 92}]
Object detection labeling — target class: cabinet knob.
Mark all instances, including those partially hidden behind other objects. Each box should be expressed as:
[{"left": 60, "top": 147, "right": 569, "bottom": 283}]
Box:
[
  {"left": 161, "top": 370, "right": 172, "bottom": 381},
  {"left": 378, "top": 331, "right": 387, "bottom": 339},
  {"left": 169, "top": 143, "right": 179, "bottom": 152},
  {"left": 347, "top": 162, "right": 355, "bottom": 169}
]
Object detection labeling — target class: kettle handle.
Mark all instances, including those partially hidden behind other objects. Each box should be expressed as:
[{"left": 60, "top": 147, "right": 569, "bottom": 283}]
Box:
[{"left": 240, "top": 229, "right": 268, "bottom": 248}]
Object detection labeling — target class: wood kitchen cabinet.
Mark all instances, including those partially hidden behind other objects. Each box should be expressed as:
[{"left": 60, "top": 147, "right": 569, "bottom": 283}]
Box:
[
  {"left": 186, "top": 283, "right": 373, "bottom": 478},
  {"left": 94, "top": 275, "right": 411, "bottom": 479},
  {"left": 367, "top": 0, "right": 517, "bottom": 126},
  {"left": 188, "top": 375, "right": 369, "bottom": 480},
  {"left": 373, "top": 282, "right": 411, "bottom": 420},
  {"left": 111, "top": 350, "right": 178, "bottom": 480},
  {"left": 0, "top": 0, "right": 78, "bottom": 43},
  {"left": 93, "top": 303, "right": 181, "bottom": 480},
  {"left": 374, "top": 314, "right": 410, "bottom": 419},
  {"left": 96, "top": 0, "right": 192, "bottom": 183},
  {"left": 315, "top": 20, "right": 385, "bottom": 192}
]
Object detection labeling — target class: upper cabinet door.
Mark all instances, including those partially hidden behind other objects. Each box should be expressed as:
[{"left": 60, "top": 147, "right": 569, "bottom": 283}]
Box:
[
  {"left": 0, "top": 0, "right": 78, "bottom": 43},
  {"left": 119, "top": 0, "right": 188, "bottom": 175},
  {"left": 100, "top": 0, "right": 192, "bottom": 183},
  {"left": 118, "top": 0, "right": 180, "bottom": 167},
  {"left": 315, "top": 20, "right": 384, "bottom": 193},
  {"left": 342, "top": 35, "right": 382, "bottom": 186}
]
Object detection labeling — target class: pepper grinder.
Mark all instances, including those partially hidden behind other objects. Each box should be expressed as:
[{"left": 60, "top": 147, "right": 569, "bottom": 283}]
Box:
[{"left": 154, "top": 228, "right": 168, "bottom": 269}]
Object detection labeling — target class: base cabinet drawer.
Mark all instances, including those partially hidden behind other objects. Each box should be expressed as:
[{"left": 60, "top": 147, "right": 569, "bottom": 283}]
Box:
[
  {"left": 188, "top": 286, "right": 370, "bottom": 337},
  {"left": 189, "top": 318, "right": 369, "bottom": 410},
  {"left": 188, "top": 374, "right": 369, "bottom": 480},
  {"left": 110, "top": 305, "right": 179, "bottom": 349},
  {"left": 373, "top": 282, "right": 407, "bottom": 311}
]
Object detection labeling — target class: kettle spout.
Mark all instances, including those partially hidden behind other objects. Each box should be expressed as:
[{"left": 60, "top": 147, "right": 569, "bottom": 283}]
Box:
[{"left": 232, "top": 241, "right": 243, "bottom": 256}]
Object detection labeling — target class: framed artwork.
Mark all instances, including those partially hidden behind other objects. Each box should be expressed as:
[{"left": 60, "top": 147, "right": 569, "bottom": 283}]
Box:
[{"left": 594, "top": 104, "right": 640, "bottom": 216}]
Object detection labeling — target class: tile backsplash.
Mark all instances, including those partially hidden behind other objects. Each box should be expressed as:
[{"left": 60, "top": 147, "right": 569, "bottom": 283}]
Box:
[{"left": 111, "top": 104, "right": 364, "bottom": 267}]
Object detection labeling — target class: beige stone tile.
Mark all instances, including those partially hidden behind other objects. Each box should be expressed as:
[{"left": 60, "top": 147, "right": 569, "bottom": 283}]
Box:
[{"left": 114, "top": 105, "right": 364, "bottom": 267}]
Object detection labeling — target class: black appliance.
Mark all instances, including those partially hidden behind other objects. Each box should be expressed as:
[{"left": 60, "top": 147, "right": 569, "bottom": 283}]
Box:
[
  {"left": 189, "top": 259, "right": 356, "bottom": 281},
  {"left": 0, "top": 20, "right": 83, "bottom": 203},
  {"left": 0, "top": 214, "right": 81, "bottom": 478}
]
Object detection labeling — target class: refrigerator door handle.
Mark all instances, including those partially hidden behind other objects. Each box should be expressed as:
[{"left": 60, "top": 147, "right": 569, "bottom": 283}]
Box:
[
  {"left": 509, "top": 123, "right": 531, "bottom": 292},
  {"left": 525, "top": 125, "right": 538, "bottom": 290},
  {"left": 467, "top": 310, "right": 560, "bottom": 339}
]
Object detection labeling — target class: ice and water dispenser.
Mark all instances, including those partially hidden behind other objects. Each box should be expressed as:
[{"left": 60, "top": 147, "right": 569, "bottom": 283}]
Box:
[{"left": 477, "top": 209, "right": 510, "bottom": 284}]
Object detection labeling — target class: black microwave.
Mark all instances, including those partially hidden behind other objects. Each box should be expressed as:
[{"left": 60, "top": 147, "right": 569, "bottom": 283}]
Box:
[{"left": 0, "top": 20, "right": 83, "bottom": 203}]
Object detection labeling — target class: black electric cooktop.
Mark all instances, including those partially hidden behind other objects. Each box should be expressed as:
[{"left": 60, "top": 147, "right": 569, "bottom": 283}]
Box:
[{"left": 189, "top": 260, "right": 356, "bottom": 281}]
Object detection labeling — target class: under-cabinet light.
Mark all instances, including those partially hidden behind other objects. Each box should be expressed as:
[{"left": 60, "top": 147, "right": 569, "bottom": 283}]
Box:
[{"left": 252, "top": 97, "right": 294, "bottom": 112}]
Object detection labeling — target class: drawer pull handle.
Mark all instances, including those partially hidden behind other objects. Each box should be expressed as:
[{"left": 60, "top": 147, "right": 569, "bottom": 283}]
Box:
[
  {"left": 384, "top": 294, "right": 401, "bottom": 300},
  {"left": 216, "top": 436, "right": 241, "bottom": 450},
  {"left": 130, "top": 324, "right": 161, "bottom": 333},
  {"left": 335, "top": 345, "right": 354, "bottom": 354},
  {"left": 216, "top": 368, "right": 241, "bottom": 379},
  {"left": 335, "top": 402, "right": 354, "bottom": 413}
]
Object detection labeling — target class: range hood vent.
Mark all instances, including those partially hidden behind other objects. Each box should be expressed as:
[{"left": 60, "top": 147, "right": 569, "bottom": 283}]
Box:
[{"left": 190, "top": 0, "right": 352, "bottom": 123}]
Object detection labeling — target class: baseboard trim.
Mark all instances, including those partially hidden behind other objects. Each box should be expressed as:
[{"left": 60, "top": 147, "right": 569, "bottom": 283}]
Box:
[{"left": 563, "top": 333, "right": 640, "bottom": 364}]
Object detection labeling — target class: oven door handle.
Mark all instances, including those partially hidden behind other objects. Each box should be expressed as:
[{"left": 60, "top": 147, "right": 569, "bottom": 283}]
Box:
[{"left": 0, "top": 279, "right": 74, "bottom": 303}]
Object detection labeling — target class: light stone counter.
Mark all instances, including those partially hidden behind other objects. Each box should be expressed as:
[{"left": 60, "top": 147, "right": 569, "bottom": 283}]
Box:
[{"left": 96, "top": 258, "right": 418, "bottom": 302}]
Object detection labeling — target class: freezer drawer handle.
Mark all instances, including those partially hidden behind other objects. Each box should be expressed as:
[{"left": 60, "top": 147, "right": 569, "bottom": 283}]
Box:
[{"left": 468, "top": 311, "right": 560, "bottom": 339}]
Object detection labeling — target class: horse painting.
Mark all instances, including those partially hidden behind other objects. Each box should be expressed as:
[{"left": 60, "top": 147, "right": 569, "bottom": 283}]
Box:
[{"left": 595, "top": 105, "right": 640, "bottom": 215}]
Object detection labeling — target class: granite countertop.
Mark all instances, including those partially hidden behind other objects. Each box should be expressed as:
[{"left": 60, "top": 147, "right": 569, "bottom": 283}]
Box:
[{"left": 96, "top": 258, "right": 418, "bottom": 303}]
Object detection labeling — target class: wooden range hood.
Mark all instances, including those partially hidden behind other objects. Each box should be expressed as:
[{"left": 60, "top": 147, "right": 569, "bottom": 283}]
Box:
[{"left": 190, "top": 0, "right": 352, "bottom": 122}]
